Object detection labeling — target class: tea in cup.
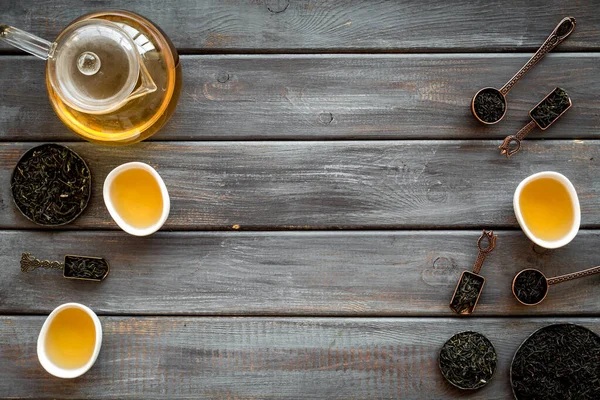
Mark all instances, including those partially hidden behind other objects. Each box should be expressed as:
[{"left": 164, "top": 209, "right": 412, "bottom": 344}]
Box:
[
  {"left": 103, "top": 162, "right": 170, "bottom": 236},
  {"left": 513, "top": 171, "right": 580, "bottom": 249},
  {"left": 37, "top": 303, "right": 102, "bottom": 378}
]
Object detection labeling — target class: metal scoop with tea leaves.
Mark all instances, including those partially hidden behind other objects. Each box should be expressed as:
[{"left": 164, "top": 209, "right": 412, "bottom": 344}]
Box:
[
  {"left": 499, "top": 87, "right": 571, "bottom": 158},
  {"left": 471, "top": 17, "right": 575, "bottom": 125},
  {"left": 512, "top": 265, "right": 600, "bottom": 306},
  {"left": 21, "top": 252, "right": 109, "bottom": 282},
  {"left": 449, "top": 230, "right": 497, "bottom": 315}
]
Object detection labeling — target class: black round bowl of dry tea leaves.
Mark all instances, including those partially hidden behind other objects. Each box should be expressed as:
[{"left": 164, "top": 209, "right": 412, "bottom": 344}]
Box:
[
  {"left": 511, "top": 324, "right": 600, "bottom": 400},
  {"left": 11, "top": 144, "right": 91, "bottom": 226},
  {"left": 439, "top": 331, "right": 497, "bottom": 390}
]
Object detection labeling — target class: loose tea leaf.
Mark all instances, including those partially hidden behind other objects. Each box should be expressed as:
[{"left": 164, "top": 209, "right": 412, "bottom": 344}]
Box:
[
  {"left": 530, "top": 87, "right": 571, "bottom": 129},
  {"left": 439, "top": 331, "right": 497, "bottom": 390},
  {"left": 473, "top": 88, "right": 506, "bottom": 123},
  {"left": 449, "top": 272, "right": 484, "bottom": 314},
  {"left": 11, "top": 144, "right": 91, "bottom": 226},
  {"left": 64, "top": 256, "right": 109, "bottom": 281},
  {"left": 513, "top": 269, "right": 547, "bottom": 305},
  {"left": 511, "top": 324, "right": 600, "bottom": 400}
]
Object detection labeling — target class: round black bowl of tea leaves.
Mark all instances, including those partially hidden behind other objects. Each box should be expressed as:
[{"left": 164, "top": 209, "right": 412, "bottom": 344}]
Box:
[
  {"left": 511, "top": 323, "right": 600, "bottom": 400},
  {"left": 11, "top": 144, "right": 91, "bottom": 226},
  {"left": 439, "top": 331, "right": 498, "bottom": 390}
]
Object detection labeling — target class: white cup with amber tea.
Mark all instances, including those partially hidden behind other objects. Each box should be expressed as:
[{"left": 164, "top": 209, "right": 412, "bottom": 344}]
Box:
[
  {"left": 37, "top": 303, "right": 102, "bottom": 378},
  {"left": 103, "top": 162, "right": 170, "bottom": 236},
  {"left": 514, "top": 171, "right": 580, "bottom": 249}
]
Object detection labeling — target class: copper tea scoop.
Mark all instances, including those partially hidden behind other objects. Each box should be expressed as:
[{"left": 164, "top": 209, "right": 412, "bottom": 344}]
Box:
[
  {"left": 499, "top": 87, "right": 572, "bottom": 158},
  {"left": 20, "top": 252, "right": 109, "bottom": 282},
  {"left": 449, "top": 230, "right": 497, "bottom": 315},
  {"left": 471, "top": 17, "right": 575, "bottom": 125},
  {"left": 512, "top": 265, "right": 600, "bottom": 306}
]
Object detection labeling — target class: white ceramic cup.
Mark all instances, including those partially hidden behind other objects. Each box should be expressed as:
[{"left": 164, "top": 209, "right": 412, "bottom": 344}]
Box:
[
  {"left": 103, "top": 162, "right": 170, "bottom": 236},
  {"left": 513, "top": 171, "right": 580, "bottom": 249},
  {"left": 37, "top": 303, "right": 102, "bottom": 379}
]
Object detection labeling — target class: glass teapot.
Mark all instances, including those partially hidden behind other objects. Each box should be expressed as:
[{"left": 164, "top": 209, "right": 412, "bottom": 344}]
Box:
[{"left": 0, "top": 11, "right": 181, "bottom": 145}]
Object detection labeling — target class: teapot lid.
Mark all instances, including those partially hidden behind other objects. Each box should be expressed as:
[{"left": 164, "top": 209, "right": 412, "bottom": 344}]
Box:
[{"left": 47, "top": 19, "right": 140, "bottom": 114}]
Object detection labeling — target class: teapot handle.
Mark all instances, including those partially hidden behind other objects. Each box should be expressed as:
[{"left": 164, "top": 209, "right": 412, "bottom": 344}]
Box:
[{"left": 0, "top": 25, "right": 55, "bottom": 60}]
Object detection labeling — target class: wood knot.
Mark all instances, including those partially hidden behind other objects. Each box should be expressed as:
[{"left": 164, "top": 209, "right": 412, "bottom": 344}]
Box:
[
  {"left": 265, "top": 0, "right": 289, "bottom": 13},
  {"left": 318, "top": 112, "right": 334, "bottom": 125},
  {"left": 426, "top": 181, "right": 447, "bottom": 203},
  {"left": 217, "top": 72, "right": 230, "bottom": 83},
  {"left": 421, "top": 256, "right": 459, "bottom": 287}
]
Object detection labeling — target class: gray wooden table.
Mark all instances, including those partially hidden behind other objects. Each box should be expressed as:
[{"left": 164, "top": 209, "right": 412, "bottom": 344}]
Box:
[{"left": 1, "top": 1, "right": 600, "bottom": 399}]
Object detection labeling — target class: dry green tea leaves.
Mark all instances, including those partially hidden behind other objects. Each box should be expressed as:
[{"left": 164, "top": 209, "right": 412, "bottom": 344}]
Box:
[
  {"left": 64, "top": 256, "right": 110, "bottom": 281},
  {"left": 513, "top": 269, "right": 547, "bottom": 305},
  {"left": 473, "top": 88, "right": 506, "bottom": 123},
  {"left": 439, "top": 331, "right": 497, "bottom": 390},
  {"left": 449, "top": 272, "right": 484, "bottom": 314},
  {"left": 11, "top": 144, "right": 91, "bottom": 226},
  {"left": 511, "top": 324, "right": 600, "bottom": 400},
  {"left": 530, "top": 87, "right": 571, "bottom": 129}
]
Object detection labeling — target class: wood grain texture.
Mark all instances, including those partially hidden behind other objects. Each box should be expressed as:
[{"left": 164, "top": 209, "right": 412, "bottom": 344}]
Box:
[
  {"left": 1, "top": 54, "right": 599, "bottom": 141},
  {"left": 1, "top": 141, "right": 598, "bottom": 230},
  {"left": 1, "top": 316, "right": 599, "bottom": 399},
  {"left": 0, "top": 0, "right": 598, "bottom": 52},
  {"left": 2, "top": 230, "right": 600, "bottom": 316},
  {"left": 1, "top": 2, "right": 599, "bottom": 399}
]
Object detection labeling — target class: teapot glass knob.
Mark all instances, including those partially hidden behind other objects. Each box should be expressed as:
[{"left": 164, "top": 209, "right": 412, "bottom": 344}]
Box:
[
  {"left": 1, "top": 20, "right": 157, "bottom": 115},
  {"left": 77, "top": 51, "right": 101, "bottom": 76}
]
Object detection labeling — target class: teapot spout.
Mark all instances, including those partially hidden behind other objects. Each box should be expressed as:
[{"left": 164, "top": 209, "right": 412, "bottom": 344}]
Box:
[
  {"left": 126, "top": 58, "right": 157, "bottom": 102},
  {"left": 0, "top": 25, "right": 55, "bottom": 60}
]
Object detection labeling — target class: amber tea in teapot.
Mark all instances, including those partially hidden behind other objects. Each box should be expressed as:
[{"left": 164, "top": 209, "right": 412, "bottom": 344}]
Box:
[{"left": 1, "top": 10, "right": 181, "bottom": 145}]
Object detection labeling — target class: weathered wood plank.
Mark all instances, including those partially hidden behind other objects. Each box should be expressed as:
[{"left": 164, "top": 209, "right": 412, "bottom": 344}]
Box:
[
  {"left": 1, "top": 316, "right": 599, "bottom": 399},
  {"left": 1, "top": 141, "right": 598, "bottom": 230},
  {"left": 0, "top": 0, "right": 598, "bottom": 52},
  {"left": 1, "top": 54, "right": 599, "bottom": 141},
  {"left": 1, "top": 230, "right": 600, "bottom": 316}
]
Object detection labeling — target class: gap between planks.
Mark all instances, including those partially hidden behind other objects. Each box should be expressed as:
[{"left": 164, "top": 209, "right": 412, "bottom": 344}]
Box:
[
  {"left": 3, "top": 313, "right": 600, "bottom": 319},
  {"left": 1, "top": 49, "right": 599, "bottom": 56}
]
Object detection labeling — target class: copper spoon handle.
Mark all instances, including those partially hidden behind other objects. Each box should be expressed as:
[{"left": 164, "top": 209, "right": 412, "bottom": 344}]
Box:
[
  {"left": 499, "top": 17, "right": 576, "bottom": 96},
  {"left": 20, "top": 252, "right": 63, "bottom": 272},
  {"left": 499, "top": 120, "right": 537, "bottom": 158},
  {"left": 547, "top": 265, "right": 600, "bottom": 285},
  {"left": 473, "top": 230, "right": 497, "bottom": 275}
]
